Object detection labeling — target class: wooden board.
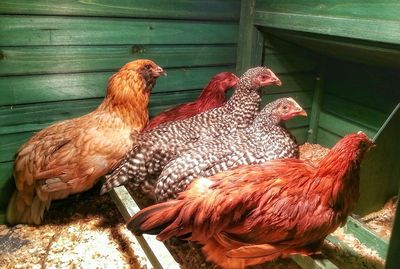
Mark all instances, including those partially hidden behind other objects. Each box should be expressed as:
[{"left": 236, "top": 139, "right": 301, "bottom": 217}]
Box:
[
  {"left": 0, "top": 15, "right": 238, "bottom": 46},
  {"left": 0, "top": 0, "right": 240, "bottom": 21},
  {"left": 254, "top": 1, "right": 400, "bottom": 45},
  {"left": 0, "top": 45, "right": 236, "bottom": 75}
]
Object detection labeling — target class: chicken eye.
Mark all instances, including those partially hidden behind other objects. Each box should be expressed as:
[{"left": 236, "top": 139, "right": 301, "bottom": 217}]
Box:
[
  {"left": 145, "top": 64, "right": 152, "bottom": 70},
  {"left": 282, "top": 105, "right": 288, "bottom": 110}
]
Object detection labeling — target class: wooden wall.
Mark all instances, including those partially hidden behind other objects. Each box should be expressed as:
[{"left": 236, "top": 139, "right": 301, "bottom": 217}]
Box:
[
  {"left": 0, "top": 0, "right": 240, "bottom": 221},
  {"left": 261, "top": 35, "right": 316, "bottom": 144}
]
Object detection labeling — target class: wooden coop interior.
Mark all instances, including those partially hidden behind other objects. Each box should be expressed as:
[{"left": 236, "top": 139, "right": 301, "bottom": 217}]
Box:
[{"left": 0, "top": 1, "right": 399, "bottom": 269}]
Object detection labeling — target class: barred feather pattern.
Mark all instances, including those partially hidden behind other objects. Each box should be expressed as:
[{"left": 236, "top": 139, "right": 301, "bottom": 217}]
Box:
[
  {"left": 101, "top": 67, "right": 281, "bottom": 194},
  {"left": 155, "top": 98, "right": 303, "bottom": 201}
]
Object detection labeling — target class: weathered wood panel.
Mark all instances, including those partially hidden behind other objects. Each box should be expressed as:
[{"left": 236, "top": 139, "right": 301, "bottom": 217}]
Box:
[
  {"left": 0, "top": 0, "right": 240, "bottom": 21},
  {"left": 254, "top": 1, "right": 400, "bottom": 45},
  {"left": 0, "top": 1, "right": 240, "bottom": 218},
  {"left": 0, "top": 16, "right": 238, "bottom": 46},
  {"left": 0, "top": 45, "right": 236, "bottom": 75},
  {"left": 0, "top": 66, "right": 234, "bottom": 106}
]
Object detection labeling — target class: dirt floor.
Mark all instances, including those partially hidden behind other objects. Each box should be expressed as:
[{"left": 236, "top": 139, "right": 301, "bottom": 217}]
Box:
[{"left": 0, "top": 143, "right": 396, "bottom": 269}]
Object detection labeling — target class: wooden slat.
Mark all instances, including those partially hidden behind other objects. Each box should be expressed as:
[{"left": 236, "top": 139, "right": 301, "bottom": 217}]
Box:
[
  {"left": 0, "top": 162, "right": 13, "bottom": 188},
  {"left": 323, "top": 94, "right": 387, "bottom": 132},
  {"left": 0, "top": 66, "right": 234, "bottom": 106},
  {"left": 0, "top": 15, "right": 238, "bottom": 46},
  {"left": 262, "top": 90, "right": 314, "bottom": 109},
  {"left": 265, "top": 73, "right": 316, "bottom": 94},
  {"left": 290, "top": 127, "right": 308, "bottom": 144},
  {"left": 316, "top": 128, "right": 341, "bottom": 148},
  {"left": 344, "top": 217, "right": 388, "bottom": 260},
  {"left": 266, "top": 28, "right": 400, "bottom": 69},
  {"left": 0, "top": 45, "right": 236, "bottom": 75},
  {"left": 235, "top": 0, "right": 264, "bottom": 73},
  {"left": 307, "top": 71, "right": 323, "bottom": 143},
  {"left": 109, "top": 186, "right": 180, "bottom": 269},
  {"left": 263, "top": 51, "right": 316, "bottom": 74},
  {"left": 318, "top": 111, "right": 376, "bottom": 139},
  {"left": 0, "top": 0, "right": 240, "bottom": 21},
  {"left": 357, "top": 103, "right": 400, "bottom": 215},
  {"left": 292, "top": 255, "right": 339, "bottom": 269},
  {"left": 254, "top": 10, "right": 400, "bottom": 45},
  {"left": 256, "top": 1, "right": 400, "bottom": 21}
]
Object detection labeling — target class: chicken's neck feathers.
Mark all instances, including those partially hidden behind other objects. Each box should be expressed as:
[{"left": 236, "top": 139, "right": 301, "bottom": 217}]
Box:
[
  {"left": 97, "top": 71, "right": 150, "bottom": 129},
  {"left": 314, "top": 145, "right": 362, "bottom": 218}
]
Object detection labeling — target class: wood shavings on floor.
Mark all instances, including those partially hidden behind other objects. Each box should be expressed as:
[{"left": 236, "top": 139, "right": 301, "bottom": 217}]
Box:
[
  {"left": 0, "top": 187, "right": 150, "bottom": 269},
  {"left": 323, "top": 227, "right": 385, "bottom": 269},
  {"left": 361, "top": 196, "right": 397, "bottom": 240}
]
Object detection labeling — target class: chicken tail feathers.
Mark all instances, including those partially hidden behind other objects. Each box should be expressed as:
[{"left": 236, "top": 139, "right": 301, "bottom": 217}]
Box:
[
  {"left": 127, "top": 200, "right": 183, "bottom": 239},
  {"left": 6, "top": 191, "right": 49, "bottom": 225}
]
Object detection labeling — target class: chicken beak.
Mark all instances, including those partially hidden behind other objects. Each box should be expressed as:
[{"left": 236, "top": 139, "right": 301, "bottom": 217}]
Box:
[
  {"left": 266, "top": 69, "right": 282, "bottom": 86},
  {"left": 298, "top": 109, "right": 308, "bottom": 117},
  {"left": 153, "top": 66, "right": 167, "bottom": 77}
]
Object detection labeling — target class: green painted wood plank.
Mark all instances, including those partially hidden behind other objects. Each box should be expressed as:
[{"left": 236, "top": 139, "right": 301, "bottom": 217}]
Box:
[
  {"left": 236, "top": 0, "right": 264, "bottom": 74},
  {"left": 318, "top": 111, "right": 376, "bottom": 139},
  {"left": 0, "top": 87, "right": 204, "bottom": 133},
  {"left": 344, "top": 217, "right": 388, "bottom": 260},
  {"left": 263, "top": 51, "right": 316, "bottom": 74},
  {"left": 316, "top": 128, "right": 341, "bottom": 148},
  {"left": 265, "top": 73, "right": 315, "bottom": 94},
  {"left": 254, "top": 10, "right": 400, "bottom": 45},
  {"left": 290, "top": 127, "right": 308, "bottom": 144},
  {"left": 323, "top": 94, "right": 387, "bottom": 132},
  {"left": 262, "top": 91, "right": 313, "bottom": 109},
  {"left": 256, "top": 1, "right": 400, "bottom": 21},
  {"left": 109, "top": 186, "right": 180, "bottom": 269},
  {"left": 0, "top": 0, "right": 240, "bottom": 21},
  {"left": 266, "top": 29, "right": 400, "bottom": 69},
  {"left": 325, "top": 233, "right": 384, "bottom": 269},
  {"left": 307, "top": 71, "right": 323, "bottom": 143},
  {"left": 0, "top": 15, "right": 238, "bottom": 46},
  {"left": 0, "top": 45, "right": 236, "bottom": 75},
  {"left": 0, "top": 66, "right": 234, "bottom": 106},
  {"left": 0, "top": 213, "right": 5, "bottom": 224},
  {"left": 323, "top": 64, "right": 400, "bottom": 114},
  {"left": 292, "top": 255, "right": 338, "bottom": 269},
  {"left": 357, "top": 103, "right": 400, "bottom": 216},
  {"left": 0, "top": 161, "right": 13, "bottom": 187}
]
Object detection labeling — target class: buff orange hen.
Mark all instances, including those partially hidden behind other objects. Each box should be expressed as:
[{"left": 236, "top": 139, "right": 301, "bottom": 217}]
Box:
[{"left": 7, "top": 59, "right": 165, "bottom": 225}]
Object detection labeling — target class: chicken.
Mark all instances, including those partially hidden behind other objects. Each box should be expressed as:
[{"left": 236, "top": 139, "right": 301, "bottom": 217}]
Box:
[
  {"left": 6, "top": 59, "right": 166, "bottom": 225},
  {"left": 128, "top": 132, "right": 373, "bottom": 269},
  {"left": 101, "top": 67, "right": 282, "bottom": 195},
  {"left": 155, "top": 97, "right": 307, "bottom": 201},
  {"left": 144, "top": 72, "right": 239, "bottom": 131}
]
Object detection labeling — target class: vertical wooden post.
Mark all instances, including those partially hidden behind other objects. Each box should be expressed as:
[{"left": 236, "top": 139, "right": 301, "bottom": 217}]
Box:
[
  {"left": 307, "top": 65, "right": 324, "bottom": 143},
  {"left": 236, "top": 0, "right": 264, "bottom": 74}
]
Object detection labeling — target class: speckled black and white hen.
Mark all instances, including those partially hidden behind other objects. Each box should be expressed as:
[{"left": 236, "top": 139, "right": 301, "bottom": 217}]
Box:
[
  {"left": 100, "top": 67, "right": 282, "bottom": 195},
  {"left": 155, "top": 97, "right": 307, "bottom": 201}
]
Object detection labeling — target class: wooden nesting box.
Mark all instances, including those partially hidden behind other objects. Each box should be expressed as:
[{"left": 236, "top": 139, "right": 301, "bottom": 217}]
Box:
[{"left": 0, "top": 1, "right": 399, "bottom": 269}]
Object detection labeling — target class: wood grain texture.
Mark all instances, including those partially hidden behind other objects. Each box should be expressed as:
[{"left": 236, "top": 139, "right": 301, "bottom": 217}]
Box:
[
  {"left": 0, "top": 15, "right": 238, "bottom": 46},
  {"left": 254, "top": 0, "right": 400, "bottom": 45},
  {"left": 256, "top": 0, "right": 400, "bottom": 21},
  {"left": 0, "top": 66, "right": 234, "bottom": 106},
  {"left": 0, "top": 45, "right": 236, "bottom": 75},
  {"left": 0, "top": 0, "right": 240, "bottom": 21}
]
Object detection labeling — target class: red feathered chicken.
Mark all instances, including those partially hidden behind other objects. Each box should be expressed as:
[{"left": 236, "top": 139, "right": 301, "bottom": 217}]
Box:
[
  {"left": 144, "top": 72, "right": 239, "bottom": 131},
  {"left": 7, "top": 59, "right": 165, "bottom": 225},
  {"left": 128, "top": 132, "right": 373, "bottom": 269}
]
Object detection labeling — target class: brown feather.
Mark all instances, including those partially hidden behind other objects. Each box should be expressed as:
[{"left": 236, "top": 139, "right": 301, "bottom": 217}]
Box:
[
  {"left": 127, "top": 132, "right": 373, "bottom": 268},
  {"left": 7, "top": 59, "right": 165, "bottom": 225}
]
